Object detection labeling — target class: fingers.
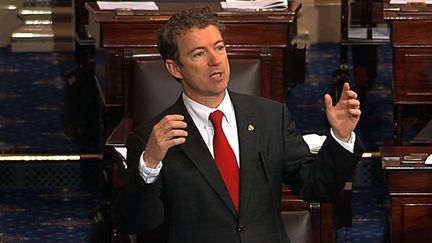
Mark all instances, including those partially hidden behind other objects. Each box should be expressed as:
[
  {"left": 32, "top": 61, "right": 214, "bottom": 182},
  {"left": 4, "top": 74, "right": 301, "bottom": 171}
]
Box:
[
  {"left": 348, "top": 106, "right": 362, "bottom": 117},
  {"left": 346, "top": 90, "right": 358, "bottom": 100},
  {"left": 325, "top": 83, "right": 358, "bottom": 108},
  {"left": 338, "top": 82, "right": 350, "bottom": 101},
  {"left": 326, "top": 83, "right": 361, "bottom": 117},
  {"left": 324, "top": 94, "right": 333, "bottom": 109},
  {"left": 339, "top": 93, "right": 361, "bottom": 117},
  {"left": 345, "top": 96, "right": 361, "bottom": 118},
  {"left": 340, "top": 82, "right": 359, "bottom": 100},
  {"left": 157, "top": 114, "right": 187, "bottom": 133},
  {"left": 154, "top": 115, "right": 188, "bottom": 146},
  {"left": 337, "top": 83, "right": 360, "bottom": 106},
  {"left": 343, "top": 82, "right": 350, "bottom": 92},
  {"left": 144, "top": 114, "right": 188, "bottom": 163},
  {"left": 346, "top": 97, "right": 360, "bottom": 108}
]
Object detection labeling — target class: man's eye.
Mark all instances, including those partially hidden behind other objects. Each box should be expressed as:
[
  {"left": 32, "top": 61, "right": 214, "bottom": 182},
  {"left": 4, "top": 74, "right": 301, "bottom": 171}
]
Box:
[
  {"left": 193, "top": 51, "right": 205, "bottom": 58},
  {"left": 216, "top": 45, "right": 225, "bottom": 52}
]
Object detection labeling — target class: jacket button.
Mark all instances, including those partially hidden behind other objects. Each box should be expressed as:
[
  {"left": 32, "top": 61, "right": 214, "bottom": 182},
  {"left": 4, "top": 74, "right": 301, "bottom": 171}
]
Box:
[{"left": 237, "top": 226, "right": 246, "bottom": 233}]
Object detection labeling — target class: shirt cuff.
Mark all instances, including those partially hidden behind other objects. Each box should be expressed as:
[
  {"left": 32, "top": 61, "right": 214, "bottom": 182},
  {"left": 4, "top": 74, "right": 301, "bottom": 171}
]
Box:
[
  {"left": 138, "top": 151, "right": 162, "bottom": 183},
  {"left": 330, "top": 128, "right": 356, "bottom": 153}
]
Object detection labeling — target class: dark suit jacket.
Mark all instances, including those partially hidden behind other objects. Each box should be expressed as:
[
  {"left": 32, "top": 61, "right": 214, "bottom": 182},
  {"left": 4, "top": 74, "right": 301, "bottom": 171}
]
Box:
[{"left": 116, "top": 91, "right": 364, "bottom": 243}]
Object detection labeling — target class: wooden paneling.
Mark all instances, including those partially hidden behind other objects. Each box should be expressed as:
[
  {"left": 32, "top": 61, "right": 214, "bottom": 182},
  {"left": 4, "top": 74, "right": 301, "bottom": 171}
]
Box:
[
  {"left": 392, "top": 20, "right": 432, "bottom": 46},
  {"left": 387, "top": 171, "right": 432, "bottom": 192},
  {"left": 381, "top": 146, "right": 432, "bottom": 243},
  {"left": 391, "top": 196, "right": 432, "bottom": 243},
  {"left": 393, "top": 48, "right": 432, "bottom": 103}
]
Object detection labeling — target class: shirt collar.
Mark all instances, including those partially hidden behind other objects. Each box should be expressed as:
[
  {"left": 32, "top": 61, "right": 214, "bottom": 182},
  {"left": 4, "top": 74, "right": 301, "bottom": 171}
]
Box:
[{"left": 182, "top": 90, "right": 236, "bottom": 127}]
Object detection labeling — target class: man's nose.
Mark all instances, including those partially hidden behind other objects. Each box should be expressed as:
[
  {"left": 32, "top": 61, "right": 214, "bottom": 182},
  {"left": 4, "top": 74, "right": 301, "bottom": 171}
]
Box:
[{"left": 208, "top": 50, "right": 221, "bottom": 66}]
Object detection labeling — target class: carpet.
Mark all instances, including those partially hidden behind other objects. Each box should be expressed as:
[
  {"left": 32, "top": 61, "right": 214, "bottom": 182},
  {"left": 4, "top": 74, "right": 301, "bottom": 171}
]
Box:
[{"left": 0, "top": 51, "right": 80, "bottom": 153}]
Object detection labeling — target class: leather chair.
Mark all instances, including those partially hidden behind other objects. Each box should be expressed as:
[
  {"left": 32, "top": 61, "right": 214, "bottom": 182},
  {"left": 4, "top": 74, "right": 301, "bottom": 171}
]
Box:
[{"left": 105, "top": 51, "right": 323, "bottom": 243}]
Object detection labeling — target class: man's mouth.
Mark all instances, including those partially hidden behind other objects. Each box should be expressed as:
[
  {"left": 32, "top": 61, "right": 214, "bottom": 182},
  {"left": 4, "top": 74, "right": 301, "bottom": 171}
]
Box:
[{"left": 210, "top": 72, "right": 223, "bottom": 78}]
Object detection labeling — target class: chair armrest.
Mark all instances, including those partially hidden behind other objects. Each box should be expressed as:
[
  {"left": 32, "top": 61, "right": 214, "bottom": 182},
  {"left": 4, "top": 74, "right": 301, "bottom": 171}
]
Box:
[
  {"left": 106, "top": 117, "right": 134, "bottom": 147},
  {"left": 281, "top": 186, "right": 321, "bottom": 243},
  {"left": 281, "top": 186, "right": 315, "bottom": 211},
  {"left": 104, "top": 117, "right": 134, "bottom": 190}
]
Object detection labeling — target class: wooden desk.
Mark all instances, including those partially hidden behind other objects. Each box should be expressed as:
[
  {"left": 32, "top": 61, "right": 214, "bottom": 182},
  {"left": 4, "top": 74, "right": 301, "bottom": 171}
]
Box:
[
  {"left": 85, "top": 2, "right": 303, "bottom": 136},
  {"left": 381, "top": 146, "right": 432, "bottom": 243},
  {"left": 383, "top": 3, "right": 432, "bottom": 144}
]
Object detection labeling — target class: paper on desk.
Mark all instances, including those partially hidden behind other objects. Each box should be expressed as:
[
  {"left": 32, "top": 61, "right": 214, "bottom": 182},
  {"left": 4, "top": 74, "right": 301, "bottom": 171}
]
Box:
[
  {"left": 302, "top": 134, "right": 327, "bottom": 154},
  {"left": 221, "top": 0, "right": 288, "bottom": 10},
  {"left": 348, "top": 27, "right": 390, "bottom": 40},
  {"left": 114, "top": 147, "right": 128, "bottom": 169},
  {"left": 390, "top": 0, "right": 432, "bottom": 4},
  {"left": 97, "top": 1, "right": 158, "bottom": 10},
  {"left": 114, "top": 147, "right": 127, "bottom": 160},
  {"left": 372, "top": 27, "right": 390, "bottom": 40},
  {"left": 390, "top": 0, "right": 405, "bottom": 3},
  {"left": 348, "top": 28, "right": 367, "bottom": 39}
]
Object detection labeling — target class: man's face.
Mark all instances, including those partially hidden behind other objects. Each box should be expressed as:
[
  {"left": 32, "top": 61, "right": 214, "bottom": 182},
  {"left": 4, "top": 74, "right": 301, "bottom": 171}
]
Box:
[{"left": 167, "top": 25, "right": 230, "bottom": 107}]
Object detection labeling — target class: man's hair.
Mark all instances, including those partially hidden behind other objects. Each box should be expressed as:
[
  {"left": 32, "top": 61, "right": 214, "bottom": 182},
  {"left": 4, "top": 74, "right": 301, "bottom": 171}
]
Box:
[{"left": 157, "top": 6, "right": 225, "bottom": 63}]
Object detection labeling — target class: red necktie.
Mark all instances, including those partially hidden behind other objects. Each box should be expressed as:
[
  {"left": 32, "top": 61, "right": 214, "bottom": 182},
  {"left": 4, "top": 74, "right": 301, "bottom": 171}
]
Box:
[{"left": 209, "top": 110, "right": 239, "bottom": 211}]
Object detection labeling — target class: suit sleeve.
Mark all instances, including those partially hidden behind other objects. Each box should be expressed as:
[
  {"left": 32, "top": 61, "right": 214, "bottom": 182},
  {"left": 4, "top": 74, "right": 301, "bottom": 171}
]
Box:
[
  {"left": 114, "top": 126, "right": 165, "bottom": 234},
  {"left": 281, "top": 105, "right": 364, "bottom": 202}
]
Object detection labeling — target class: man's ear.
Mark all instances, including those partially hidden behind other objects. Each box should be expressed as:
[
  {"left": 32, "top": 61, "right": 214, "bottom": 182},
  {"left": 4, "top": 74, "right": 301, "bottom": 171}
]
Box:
[{"left": 165, "top": 59, "right": 183, "bottom": 80}]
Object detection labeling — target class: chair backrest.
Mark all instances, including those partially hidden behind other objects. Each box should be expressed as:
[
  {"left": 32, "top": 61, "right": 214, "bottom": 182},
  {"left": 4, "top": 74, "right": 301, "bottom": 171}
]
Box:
[{"left": 131, "top": 55, "right": 262, "bottom": 125}]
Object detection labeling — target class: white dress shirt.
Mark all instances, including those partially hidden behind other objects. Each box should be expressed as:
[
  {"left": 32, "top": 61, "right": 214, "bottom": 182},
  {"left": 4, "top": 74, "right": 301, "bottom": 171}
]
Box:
[
  {"left": 138, "top": 91, "right": 355, "bottom": 183},
  {"left": 183, "top": 91, "right": 240, "bottom": 163}
]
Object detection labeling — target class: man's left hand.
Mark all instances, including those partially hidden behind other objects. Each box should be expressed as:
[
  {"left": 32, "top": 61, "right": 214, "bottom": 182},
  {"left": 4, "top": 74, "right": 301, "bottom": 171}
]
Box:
[{"left": 324, "top": 82, "right": 361, "bottom": 142}]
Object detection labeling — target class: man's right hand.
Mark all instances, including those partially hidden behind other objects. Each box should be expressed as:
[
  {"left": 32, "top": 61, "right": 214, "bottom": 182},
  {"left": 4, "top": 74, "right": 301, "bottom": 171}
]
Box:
[{"left": 143, "top": 114, "right": 188, "bottom": 168}]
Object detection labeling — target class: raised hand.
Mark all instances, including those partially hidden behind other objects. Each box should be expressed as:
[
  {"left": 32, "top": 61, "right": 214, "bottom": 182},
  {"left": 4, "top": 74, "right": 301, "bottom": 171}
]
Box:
[
  {"left": 324, "top": 82, "right": 361, "bottom": 142},
  {"left": 143, "top": 114, "right": 188, "bottom": 168}
]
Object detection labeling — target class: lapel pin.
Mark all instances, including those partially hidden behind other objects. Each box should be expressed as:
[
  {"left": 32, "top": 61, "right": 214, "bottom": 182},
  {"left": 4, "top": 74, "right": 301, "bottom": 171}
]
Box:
[{"left": 247, "top": 124, "right": 255, "bottom": 131}]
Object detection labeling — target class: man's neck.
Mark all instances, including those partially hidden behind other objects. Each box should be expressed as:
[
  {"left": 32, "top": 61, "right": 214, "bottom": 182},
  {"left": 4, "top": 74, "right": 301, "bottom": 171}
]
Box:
[{"left": 183, "top": 90, "right": 227, "bottom": 109}]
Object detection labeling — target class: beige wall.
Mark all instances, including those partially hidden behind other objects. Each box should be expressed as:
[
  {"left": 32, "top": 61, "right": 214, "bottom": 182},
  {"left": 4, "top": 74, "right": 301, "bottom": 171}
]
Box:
[
  {"left": 297, "top": 0, "right": 341, "bottom": 44},
  {"left": 0, "top": 1, "right": 24, "bottom": 47}
]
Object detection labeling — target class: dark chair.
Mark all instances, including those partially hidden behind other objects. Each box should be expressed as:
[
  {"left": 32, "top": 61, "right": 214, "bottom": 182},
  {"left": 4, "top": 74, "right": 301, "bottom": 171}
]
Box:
[{"left": 105, "top": 50, "right": 324, "bottom": 243}]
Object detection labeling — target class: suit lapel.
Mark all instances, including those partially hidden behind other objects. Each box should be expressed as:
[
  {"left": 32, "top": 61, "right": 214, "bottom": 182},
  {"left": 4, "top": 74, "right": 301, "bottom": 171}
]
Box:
[
  {"left": 230, "top": 92, "right": 260, "bottom": 215},
  {"left": 169, "top": 97, "right": 238, "bottom": 217}
]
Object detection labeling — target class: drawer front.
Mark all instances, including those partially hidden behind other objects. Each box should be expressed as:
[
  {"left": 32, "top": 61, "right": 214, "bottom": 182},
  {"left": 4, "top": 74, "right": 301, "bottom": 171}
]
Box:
[
  {"left": 393, "top": 48, "right": 432, "bottom": 103},
  {"left": 102, "top": 23, "right": 291, "bottom": 47},
  {"left": 392, "top": 20, "right": 432, "bottom": 45},
  {"left": 391, "top": 196, "right": 432, "bottom": 243},
  {"left": 386, "top": 170, "right": 432, "bottom": 193}
]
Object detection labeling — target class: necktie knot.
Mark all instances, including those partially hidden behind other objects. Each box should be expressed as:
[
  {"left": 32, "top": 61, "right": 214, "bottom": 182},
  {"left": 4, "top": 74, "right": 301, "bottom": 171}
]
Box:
[{"left": 209, "top": 110, "right": 224, "bottom": 128}]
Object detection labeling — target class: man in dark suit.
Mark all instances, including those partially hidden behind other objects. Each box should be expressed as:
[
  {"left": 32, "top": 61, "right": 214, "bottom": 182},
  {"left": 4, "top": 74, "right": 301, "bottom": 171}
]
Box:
[{"left": 116, "top": 6, "right": 364, "bottom": 243}]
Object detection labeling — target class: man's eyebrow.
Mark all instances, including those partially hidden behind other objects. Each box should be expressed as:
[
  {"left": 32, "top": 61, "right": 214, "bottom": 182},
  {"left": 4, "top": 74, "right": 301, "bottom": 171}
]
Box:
[
  {"left": 215, "top": 40, "right": 224, "bottom": 46},
  {"left": 187, "top": 39, "right": 224, "bottom": 55},
  {"left": 189, "top": 46, "right": 205, "bottom": 53}
]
